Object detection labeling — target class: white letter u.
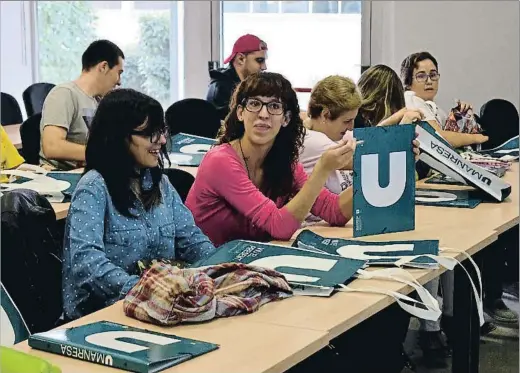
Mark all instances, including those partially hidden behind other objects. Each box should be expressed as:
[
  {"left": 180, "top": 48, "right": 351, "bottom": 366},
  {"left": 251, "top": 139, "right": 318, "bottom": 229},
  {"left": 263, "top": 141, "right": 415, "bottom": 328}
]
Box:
[{"left": 361, "top": 152, "right": 407, "bottom": 207}]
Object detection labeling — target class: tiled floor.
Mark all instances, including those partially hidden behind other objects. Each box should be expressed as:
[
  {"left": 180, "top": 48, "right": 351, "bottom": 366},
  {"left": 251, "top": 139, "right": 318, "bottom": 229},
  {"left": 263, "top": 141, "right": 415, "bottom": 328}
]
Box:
[{"left": 405, "top": 293, "right": 519, "bottom": 373}]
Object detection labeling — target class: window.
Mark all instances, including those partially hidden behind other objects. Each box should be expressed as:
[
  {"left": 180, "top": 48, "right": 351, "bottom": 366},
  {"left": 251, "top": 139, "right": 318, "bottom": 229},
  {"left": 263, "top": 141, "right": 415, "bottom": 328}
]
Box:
[
  {"left": 253, "top": 1, "right": 279, "bottom": 13},
  {"left": 312, "top": 1, "right": 339, "bottom": 14},
  {"left": 341, "top": 1, "right": 361, "bottom": 14},
  {"left": 222, "top": 1, "right": 250, "bottom": 13},
  {"left": 36, "top": 1, "right": 179, "bottom": 108},
  {"left": 221, "top": 0, "right": 364, "bottom": 109},
  {"left": 281, "top": 1, "right": 308, "bottom": 13}
]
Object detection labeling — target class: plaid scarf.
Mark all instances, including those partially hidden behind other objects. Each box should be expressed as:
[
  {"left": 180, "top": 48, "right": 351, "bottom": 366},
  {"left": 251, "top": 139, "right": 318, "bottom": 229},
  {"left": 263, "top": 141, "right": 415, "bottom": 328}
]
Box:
[{"left": 123, "top": 262, "right": 292, "bottom": 326}]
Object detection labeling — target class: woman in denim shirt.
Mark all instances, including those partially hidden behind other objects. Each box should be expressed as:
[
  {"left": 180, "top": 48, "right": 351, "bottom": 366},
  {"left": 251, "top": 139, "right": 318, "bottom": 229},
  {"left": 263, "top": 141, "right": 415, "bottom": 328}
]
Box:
[{"left": 62, "top": 89, "right": 216, "bottom": 320}]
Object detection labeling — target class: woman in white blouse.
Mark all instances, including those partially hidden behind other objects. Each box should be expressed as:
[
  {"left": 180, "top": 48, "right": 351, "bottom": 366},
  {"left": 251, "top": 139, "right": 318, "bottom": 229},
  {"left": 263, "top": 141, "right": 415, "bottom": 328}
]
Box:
[{"left": 400, "top": 51, "right": 488, "bottom": 148}]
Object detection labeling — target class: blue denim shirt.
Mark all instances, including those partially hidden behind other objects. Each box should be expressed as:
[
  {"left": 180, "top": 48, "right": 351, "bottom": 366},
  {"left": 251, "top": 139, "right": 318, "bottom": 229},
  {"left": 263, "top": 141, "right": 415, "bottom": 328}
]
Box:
[{"left": 62, "top": 170, "right": 216, "bottom": 319}]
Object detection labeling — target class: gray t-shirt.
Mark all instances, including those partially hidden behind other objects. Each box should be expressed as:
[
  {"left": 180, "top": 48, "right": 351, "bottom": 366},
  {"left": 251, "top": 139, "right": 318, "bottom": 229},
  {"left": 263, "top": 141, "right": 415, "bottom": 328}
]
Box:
[{"left": 40, "top": 81, "right": 98, "bottom": 170}]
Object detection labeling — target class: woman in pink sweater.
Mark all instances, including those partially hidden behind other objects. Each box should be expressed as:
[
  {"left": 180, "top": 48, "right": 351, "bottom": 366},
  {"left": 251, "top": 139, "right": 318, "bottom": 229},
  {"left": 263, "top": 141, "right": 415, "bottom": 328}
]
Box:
[{"left": 185, "top": 72, "right": 356, "bottom": 246}]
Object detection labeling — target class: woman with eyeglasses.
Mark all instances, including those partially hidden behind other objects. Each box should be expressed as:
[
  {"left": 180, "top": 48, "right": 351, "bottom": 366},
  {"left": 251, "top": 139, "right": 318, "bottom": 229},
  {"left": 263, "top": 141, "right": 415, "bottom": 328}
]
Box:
[
  {"left": 186, "top": 71, "right": 415, "bottom": 373},
  {"left": 62, "top": 89, "right": 216, "bottom": 320},
  {"left": 401, "top": 51, "right": 488, "bottom": 148},
  {"left": 185, "top": 72, "right": 355, "bottom": 247}
]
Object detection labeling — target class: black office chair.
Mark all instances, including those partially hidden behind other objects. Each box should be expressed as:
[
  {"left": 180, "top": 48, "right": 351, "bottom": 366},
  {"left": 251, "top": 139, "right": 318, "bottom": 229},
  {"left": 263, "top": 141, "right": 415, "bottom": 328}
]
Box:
[
  {"left": 22, "top": 83, "right": 55, "bottom": 117},
  {"left": 1, "top": 189, "right": 64, "bottom": 334},
  {"left": 163, "top": 168, "right": 195, "bottom": 203},
  {"left": 1, "top": 92, "right": 23, "bottom": 125},
  {"left": 165, "top": 98, "right": 222, "bottom": 139},
  {"left": 20, "top": 113, "right": 42, "bottom": 165},
  {"left": 477, "top": 99, "right": 519, "bottom": 150}
]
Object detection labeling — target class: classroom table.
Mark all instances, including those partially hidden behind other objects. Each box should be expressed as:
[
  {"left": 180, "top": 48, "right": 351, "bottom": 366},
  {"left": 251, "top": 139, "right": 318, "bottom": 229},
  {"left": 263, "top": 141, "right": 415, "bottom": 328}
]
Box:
[
  {"left": 4, "top": 123, "right": 22, "bottom": 149},
  {"left": 15, "top": 164, "right": 519, "bottom": 373},
  {"left": 15, "top": 303, "right": 329, "bottom": 373}
]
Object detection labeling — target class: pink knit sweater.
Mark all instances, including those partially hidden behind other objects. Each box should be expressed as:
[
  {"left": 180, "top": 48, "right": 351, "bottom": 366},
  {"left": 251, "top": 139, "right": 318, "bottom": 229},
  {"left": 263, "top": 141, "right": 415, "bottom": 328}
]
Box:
[{"left": 185, "top": 144, "right": 348, "bottom": 246}]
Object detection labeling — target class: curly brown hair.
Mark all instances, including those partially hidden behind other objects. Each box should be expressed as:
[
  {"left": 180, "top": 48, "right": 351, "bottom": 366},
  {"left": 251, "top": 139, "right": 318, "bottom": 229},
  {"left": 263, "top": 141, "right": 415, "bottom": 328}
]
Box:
[{"left": 217, "top": 72, "right": 305, "bottom": 202}]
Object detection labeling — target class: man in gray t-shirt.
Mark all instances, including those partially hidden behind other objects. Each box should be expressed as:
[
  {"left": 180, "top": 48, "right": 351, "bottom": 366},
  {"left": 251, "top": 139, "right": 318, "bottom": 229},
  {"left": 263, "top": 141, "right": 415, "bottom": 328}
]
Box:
[{"left": 40, "top": 40, "right": 124, "bottom": 170}]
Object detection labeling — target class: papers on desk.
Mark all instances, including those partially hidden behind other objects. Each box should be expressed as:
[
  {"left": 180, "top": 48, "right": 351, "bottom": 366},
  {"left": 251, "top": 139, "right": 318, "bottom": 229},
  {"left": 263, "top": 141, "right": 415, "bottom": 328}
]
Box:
[
  {"left": 28, "top": 321, "right": 219, "bottom": 373},
  {"left": 352, "top": 125, "right": 416, "bottom": 237},
  {"left": 195, "top": 239, "right": 367, "bottom": 297},
  {"left": 167, "top": 133, "right": 216, "bottom": 167}
]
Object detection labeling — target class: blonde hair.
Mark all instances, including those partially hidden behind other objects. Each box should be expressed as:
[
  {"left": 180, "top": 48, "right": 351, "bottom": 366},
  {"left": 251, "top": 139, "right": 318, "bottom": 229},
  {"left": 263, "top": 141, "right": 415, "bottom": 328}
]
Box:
[
  {"left": 307, "top": 76, "right": 362, "bottom": 127},
  {"left": 357, "top": 65, "right": 405, "bottom": 126}
]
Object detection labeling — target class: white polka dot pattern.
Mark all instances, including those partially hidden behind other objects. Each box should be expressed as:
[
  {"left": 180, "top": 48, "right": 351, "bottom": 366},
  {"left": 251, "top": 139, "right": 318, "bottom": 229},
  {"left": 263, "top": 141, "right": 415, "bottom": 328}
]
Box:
[{"left": 62, "top": 170, "right": 216, "bottom": 320}]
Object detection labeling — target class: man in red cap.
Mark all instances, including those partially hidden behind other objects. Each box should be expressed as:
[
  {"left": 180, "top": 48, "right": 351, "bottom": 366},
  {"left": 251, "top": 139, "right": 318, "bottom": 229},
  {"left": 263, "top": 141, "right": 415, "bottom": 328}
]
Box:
[{"left": 206, "top": 34, "right": 268, "bottom": 120}]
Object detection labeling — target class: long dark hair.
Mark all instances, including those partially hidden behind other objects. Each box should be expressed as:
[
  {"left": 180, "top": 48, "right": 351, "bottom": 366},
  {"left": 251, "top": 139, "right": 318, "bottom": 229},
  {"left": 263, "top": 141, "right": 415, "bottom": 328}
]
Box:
[
  {"left": 217, "top": 72, "right": 305, "bottom": 201},
  {"left": 357, "top": 64, "right": 406, "bottom": 126},
  {"left": 85, "top": 89, "right": 168, "bottom": 217}
]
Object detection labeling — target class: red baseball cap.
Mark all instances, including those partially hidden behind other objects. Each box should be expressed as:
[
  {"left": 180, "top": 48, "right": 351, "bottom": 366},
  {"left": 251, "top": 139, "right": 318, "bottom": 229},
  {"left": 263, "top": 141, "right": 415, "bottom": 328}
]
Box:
[{"left": 224, "top": 34, "right": 268, "bottom": 64}]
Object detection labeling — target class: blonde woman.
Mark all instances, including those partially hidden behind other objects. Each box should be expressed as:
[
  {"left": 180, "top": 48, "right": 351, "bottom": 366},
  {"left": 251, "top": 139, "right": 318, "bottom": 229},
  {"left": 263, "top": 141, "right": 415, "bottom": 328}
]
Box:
[
  {"left": 299, "top": 73, "right": 422, "bottom": 197},
  {"left": 299, "top": 75, "right": 361, "bottom": 195},
  {"left": 356, "top": 64, "right": 423, "bottom": 128}
]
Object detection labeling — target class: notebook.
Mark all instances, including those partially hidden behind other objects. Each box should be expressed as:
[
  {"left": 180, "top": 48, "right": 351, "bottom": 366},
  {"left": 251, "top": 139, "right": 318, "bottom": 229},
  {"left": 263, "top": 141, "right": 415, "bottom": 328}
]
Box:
[{"left": 28, "top": 321, "right": 219, "bottom": 373}]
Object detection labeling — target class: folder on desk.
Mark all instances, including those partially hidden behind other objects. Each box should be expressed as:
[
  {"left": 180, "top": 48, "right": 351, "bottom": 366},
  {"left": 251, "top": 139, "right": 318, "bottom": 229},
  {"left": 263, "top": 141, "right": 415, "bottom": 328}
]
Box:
[
  {"left": 293, "top": 230, "right": 440, "bottom": 269},
  {"left": 167, "top": 133, "right": 216, "bottom": 167},
  {"left": 415, "top": 188, "right": 482, "bottom": 208},
  {"left": 195, "top": 240, "right": 367, "bottom": 296},
  {"left": 352, "top": 125, "right": 416, "bottom": 237},
  {"left": 416, "top": 122, "right": 511, "bottom": 202},
  {"left": 28, "top": 321, "right": 219, "bottom": 373},
  {"left": 477, "top": 135, "right": 519, "bottom": 160}
]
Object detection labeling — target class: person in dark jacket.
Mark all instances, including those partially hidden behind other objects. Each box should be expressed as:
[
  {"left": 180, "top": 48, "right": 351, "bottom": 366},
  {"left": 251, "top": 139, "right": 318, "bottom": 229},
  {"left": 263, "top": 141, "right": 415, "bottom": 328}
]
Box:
[{"left": 206, "top": 34, "right": 268, "bottom": 120}]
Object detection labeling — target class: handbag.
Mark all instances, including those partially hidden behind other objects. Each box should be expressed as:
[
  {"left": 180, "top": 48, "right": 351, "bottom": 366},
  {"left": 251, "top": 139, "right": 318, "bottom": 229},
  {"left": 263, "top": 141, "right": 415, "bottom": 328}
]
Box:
[{"left": 443, "top": 106, "right": 482, "bottom": 134}]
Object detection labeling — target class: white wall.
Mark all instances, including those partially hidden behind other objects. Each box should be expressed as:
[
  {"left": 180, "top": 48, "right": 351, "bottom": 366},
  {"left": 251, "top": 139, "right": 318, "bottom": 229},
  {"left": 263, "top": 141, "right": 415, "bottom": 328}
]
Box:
[
  {"left": 182, "top": 1, "right": 213, "bottom": 99},
  {"left": 0, "top": 1, "right": 35, "bottom": 118},
  {"left": 371, "top": 0, "right": 519, "bottom": 113}
]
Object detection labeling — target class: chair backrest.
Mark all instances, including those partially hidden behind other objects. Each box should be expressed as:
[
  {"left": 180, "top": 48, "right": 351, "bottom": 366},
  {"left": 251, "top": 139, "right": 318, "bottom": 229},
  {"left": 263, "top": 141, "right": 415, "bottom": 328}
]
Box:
[
  {"left": 1, "top": 283, "right": 30, "bottom": 346},
  {"left": 165, "top": 98, "right": 221, "bottom": 139},
  {"left": 20, "top": 113, "right": 42, "bottom": 165},
  {"left": 1, "top": 189, "right": 63, "bottom": 334},
  {"left": 1, "top": 93, "right": 23, "bottom": 126},
  {"left": 22, "top": 83, "right": 55, "bottom": 117},
  {"left": 163, "top": 168, "right": 195, "bottom": 203},
  {"left": 478, "top": 99, "right": 519, "bottom": 150}
]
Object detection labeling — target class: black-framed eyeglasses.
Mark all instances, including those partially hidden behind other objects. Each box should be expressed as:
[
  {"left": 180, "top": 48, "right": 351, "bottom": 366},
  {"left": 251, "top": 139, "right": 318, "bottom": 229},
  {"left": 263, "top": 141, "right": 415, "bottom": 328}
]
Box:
[
  {"left": 243, "top": 98, "right": 284, "bottom": 116},
  {"left": 414, "top": 71, "right": 440, "bottom": 83},
  {"left": 131, "top": 127, "right": 169, "bottom": 143}
]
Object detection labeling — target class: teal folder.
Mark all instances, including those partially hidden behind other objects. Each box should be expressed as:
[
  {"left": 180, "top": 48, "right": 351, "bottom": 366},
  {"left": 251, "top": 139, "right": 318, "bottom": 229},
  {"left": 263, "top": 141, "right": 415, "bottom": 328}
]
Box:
[
  {"left": 1, "top": 284, "right": 30, "bottom": 345},
  {"left": 167, "top": 133, "right": 216, "bottom": 166},
  {"left": 12, "top": 172, "right": 81, "bottom": 202},
  {"left": 353, "top": 125, "right": 416, "bottom": 237},
  {"left": 294, "top": 229, "right": 439, "bottom": 269},
  {"left": 478, "top": 135, "right": 519, "bottom": 159},
  {"left": 28, "top": 321, "right": 219, "bottom": 373},
  {"left": 415, "top": 188, "right": 482, "bottom": 208},
  {"left": 195, "top": 240, "right": 367, "bottom": 296}
]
